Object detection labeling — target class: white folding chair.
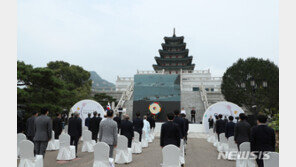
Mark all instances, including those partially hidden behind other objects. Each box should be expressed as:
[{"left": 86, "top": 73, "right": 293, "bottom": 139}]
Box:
[
  {"left": 82, "top": 130, "right": 96, "bottom": 152},
  {"left": 17, "top": 133, "right": 27, "bottom": 158},
  {"left": 57, "top": 133, "right": 76, "bottom": 160},
  {"left": 80, "top": 126, "right": 89, "bottom": 141},
  {"left": 115, "top": 135, "right": 132, "bottom": 164},
  {"left": 93, "top": 142, "right": 114, "bottom": 167},
  {"left": 207, "top": 128, "right": 215, "bottom": 143},
  {"left": 263, "top": 152, "right": 279, "bottom": 167},
  {"left": 236, "top": 142, "right": 256, "bottom": 167},
  {"left": 161, "top": 145, "right": 181, "bottom": 167},
  {"left": 227, "top": 136, "right": 238, "bottom": 160},
  {"left": 150, "top": 128, "right": 155, "bottom": 140},
  {"left": 18, "top": 140, "right": 43, "bottom": 167},
  {"left": 46, "top": 131, "right": 59, "bottom": 151},
  {"left": 63, "top": 125, "right": 68, "bottom": 134},
  {"left": 180, "top": 139, "right": 185, "bottom": 165},
  {"left": 217, "top": 133, "right": 229, "bottom": 152},
  {"left": 141, "top": 131, "right": 148, "bottom": 148},
  {"left": 213, "top": 133, "right": 219, "bottom": 147},
  {"left": 131, "top": 131, "right": 142, "bottom": 154}
]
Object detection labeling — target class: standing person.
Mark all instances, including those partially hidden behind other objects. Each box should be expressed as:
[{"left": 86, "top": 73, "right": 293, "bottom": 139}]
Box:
[
  {"left": 181, "top": 113, "right": 189, "bottom": 143},
  {"left": 26, "top": 111, "right": 38, "bottom": 142},
  {"left": 89, "top": 111, "right": 102, "bottom": 142},
  {"left": 142, "top": 115, "right": 151, "bottom": 141},
  {"left": 190, "top": 108, "right": 196, "bottom": 123},
  {"left": 173, "top": 110, "right": 185, "bottom": 139},
  {"left": 52, "top": 113, "right": 63, "bottom": 139},
  {"left": 120, "top": 114, "right": 134, "bottom": 148},
  {"left": 99, "top": 110, "right": 118, "bottom": 158},
  {"left": 208, "top": 115, "right": 214, "bottom": 129},
  {"left": 215, "top": 114, "right": 226, "bottom": 141},
  {"left": 224, "top": 116, "right": 229, "bottom": 126},
  {"left": 133, "top": 112, "right": 144, "bottom": 141},
  {"left": 225, "top": 116, "right": 235, "bottom": 139},
  {"left": 250, "top": 114, "right": 276, "bottom": 167},
  {"left": 147, "top": 113, "right": 154, "bottom": 130},
  {"left": 85, "top": 113, "right": 91, "bottom": 128},
  {"left": 68, "top": 112, "right": 82, "bottom": 156},
  {"left": 113, "top": 113, "right": 121, "bottom": 133},
  {"left": 33, "top": 108, "right": 52, "bottom": 157},
  {"left": 234, "top": 113, "right": 251, "bottom": 149},
  {"left": 160, "top": 112, "right": 181, "bottom": 148}
]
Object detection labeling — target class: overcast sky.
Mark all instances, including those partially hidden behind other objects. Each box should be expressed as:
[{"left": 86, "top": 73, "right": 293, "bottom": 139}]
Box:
[{"left": 18, "top": 0, "right": 278, "bottom": 83}]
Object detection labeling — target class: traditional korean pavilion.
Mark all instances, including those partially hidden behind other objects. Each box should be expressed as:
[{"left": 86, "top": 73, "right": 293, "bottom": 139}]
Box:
[{"left": 153, "top": 28, "right": 195, "bottom": 74}]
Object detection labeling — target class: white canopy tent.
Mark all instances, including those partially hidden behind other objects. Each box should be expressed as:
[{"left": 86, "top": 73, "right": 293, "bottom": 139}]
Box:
[{"left": 202, "top": 101, "right": 245, "bottom": 132}]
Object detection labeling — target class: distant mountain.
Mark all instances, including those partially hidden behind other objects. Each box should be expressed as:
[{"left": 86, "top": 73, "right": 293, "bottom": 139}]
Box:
[{"left": 89, "top": 71, "right": 115, "bottom": 91}]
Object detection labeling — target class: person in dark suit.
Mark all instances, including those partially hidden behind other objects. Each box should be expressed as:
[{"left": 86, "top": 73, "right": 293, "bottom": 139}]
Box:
[
  {"left": 250, "top": 114, "right": 276, "bottom": 167},
  {"left": 147, "top": 114, "right": 155, "bottom": 129},
  {"left": 52, "top": 113, "right": 63, "bottom": 139},
  {"left": 33, "top": 108, "right": 52, "bottom": 157},
  {"left": 181, "top": 113, "right": 189, "bottom": 143},
  {"left": 26, "top": 111, "right": 38, "bottom": 142},
  {"left": 68, "top": 112, "right": 82, "bottom": 155},
  {"left": 215, "top": 114, "right": 226, "bottom": 141},
  {"left": 173, "top": 110, "right": 185, "bottom": 139},
  {"left": 190, "top": 108, "right": 196, "bottom": 123},
  {"left": 133, "top": 112, "right": 144, "bottom": 142},
  {"left": 225, "top": 116, "right": 236, "bottom": 139},
  {"left": 113, "top": 113, "right": 121, "bottom": 133},
  {"left": 85, "top": 113, "right": 91, "bottom": 128},
  {"left": 234, "top": 113, "right": 251, "bottom": 150},
  {"left": 120, "top": 114, "right": 134, "bottom": 148},
  {"left": 224, "top": 116, "right": 229, "bottom": 126},
  {"left": 208, "top": 116, "right": 214, "bottom": 129},
  {"left": 89, "top": 111, "right": 102, "bottom": 142},
  {"left": 160, "top": 112, "right": 181, "bottom": 148}
]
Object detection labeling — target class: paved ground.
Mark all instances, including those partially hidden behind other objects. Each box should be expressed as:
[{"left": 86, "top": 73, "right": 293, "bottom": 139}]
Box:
[{"left": 18, "top": 137, "right": 235, "bottom": 167}]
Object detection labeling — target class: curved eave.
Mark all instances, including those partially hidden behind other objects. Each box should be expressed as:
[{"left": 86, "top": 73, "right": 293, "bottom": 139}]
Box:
[
  {"left": 155, "top": 56, "right": 193, "bottom": 64},
  {"left": 164, "top": 36, "right": 184, "bottom": 43},
  {"left": 153, "top": 64, "right": 195, "bottom": 70},
  {"left": 161, "top": 43, "right": 186, "bottom": 50},
  {"left": 159, "top": 49, "right": 189, "bottom": 57}
]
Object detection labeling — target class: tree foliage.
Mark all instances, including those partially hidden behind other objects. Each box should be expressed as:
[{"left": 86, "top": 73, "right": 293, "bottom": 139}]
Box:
[
  {"left": 17, "top": 61, "right": 92, "bottom": 119},
  {"left": 221, "top": 57, "right": 279, "bottom": 116},
  {"left": 92, "top": 93, "right": 117, "bottom": 107}
]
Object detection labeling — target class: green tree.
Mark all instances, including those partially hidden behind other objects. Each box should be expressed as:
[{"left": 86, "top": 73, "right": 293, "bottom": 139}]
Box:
[
  {"left": 17, "top": 61, "right": 92, "bottom": 118},
  {"left": 221, "top": 57, "right": 279, "bottom": 116},
  {"left": 92, "top": 93, "right": 117, "bottom": 107}
]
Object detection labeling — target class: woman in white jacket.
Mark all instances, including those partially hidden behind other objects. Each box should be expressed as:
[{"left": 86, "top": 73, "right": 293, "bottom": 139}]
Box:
[{"left": 142, "top": 116, "right": 151, "bottom": 141}]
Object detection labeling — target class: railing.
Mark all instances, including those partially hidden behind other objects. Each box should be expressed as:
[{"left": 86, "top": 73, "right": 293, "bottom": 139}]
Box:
[
  {"left": 114, "top": 82, "right": 134, "bottom": 112},
  {"left": 200, "top": 84, "right": 209, "bottom": 110},
  {"left": 116, "top": 76, "right": 134, "bottom": 81}
]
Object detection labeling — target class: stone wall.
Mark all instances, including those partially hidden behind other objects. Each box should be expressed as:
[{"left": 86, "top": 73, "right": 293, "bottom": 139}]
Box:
[{"left": 181, "top": 91, "right": 205, "bottom": 123}]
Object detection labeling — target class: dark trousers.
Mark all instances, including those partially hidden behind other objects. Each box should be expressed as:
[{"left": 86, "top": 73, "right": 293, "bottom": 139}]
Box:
[
  {"left": 70, "top": 136, "right": 79, "bottom": 154},
  {"left": 28, "top": 136, "right": 34, "bottom": 143},
  {"left": 34, "top": 141, "right": 48, "bottom": 157},
  {"left": 92, "top": 132, "right": 98, "bottom": 142},
  {"left": 128, "top": 139, "right": 132, "bottom": 148},
  {"left": 255, "top": 152, "right": 264, "bottom": 167},
  {"left": 191, "top": 115, "right": 195, "bottom": 123},
  {"left": 109, "top": 145, "right": 114, "bottom": 158},
  {"left": 54, "top": 131, "right": 61, "bottom": 139}
]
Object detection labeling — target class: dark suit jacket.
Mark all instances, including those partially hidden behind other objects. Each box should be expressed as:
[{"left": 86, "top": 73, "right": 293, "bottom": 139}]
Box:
[
  {"left": 225, "top": 121, "right": 236, "bottom": 138},
  {"left": 234, "top": 120, "right": 251, "bottom": 144},
  {"left": 26, "top": 116, "right": 36, "bottom": 138},
  {"left": 113, "top": 116, "right": 121, "bottom": 130},
  {"left": 160, "top": 121, "right": 181, "bottom": 147},
  {"left": 250, "top": 125, "right": 276, "bottom": 152},
  {"left": 215, "top": 119, "right": 226, "bottom": 134},
  {"left": 34, "top": 115, "right": 52, "bottom": 141},
  {"left": 120, "top": 119, "right": 134, "bottom": 140},
  {"left": 85, "top": 117, "right": 91, "bottom": 128},
  {"left": 147, "top": 116, "right": 155, "bottom": 128},
  {"left": 68, "top": 117, "right": 82, "bottom": 137},
  {"left": 183, "top": 118, "right": 189, "bottom": 134},
  {"left": 89, "top": 116, "right": 102, "bottom": 135},
  {"left": 208, "top": 118, "right": 214, "bottom": 128},
  {"left": 52, "top": 117, "right": 63, "bottom": 136},
  {"left": 133, "top": 117, "right": 144, "bottom": 134},
  {"left": 173, "top": 116, "right": 185, "bottom": 138}
]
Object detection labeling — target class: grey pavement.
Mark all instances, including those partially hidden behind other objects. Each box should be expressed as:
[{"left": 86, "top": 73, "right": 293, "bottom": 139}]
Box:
[{"left": 18, "top": 138, "right": 235, "bottom": 167}]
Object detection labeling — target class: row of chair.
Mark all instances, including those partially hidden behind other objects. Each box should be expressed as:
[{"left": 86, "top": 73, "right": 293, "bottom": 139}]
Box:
[{"left": 207, "top": 128, "right": 279, "bottom": 167}]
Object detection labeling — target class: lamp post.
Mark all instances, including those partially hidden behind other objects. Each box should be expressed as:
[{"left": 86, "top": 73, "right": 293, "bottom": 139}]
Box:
[{"left": 238, "top": 79, "right": 268, "bottom": 124}]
